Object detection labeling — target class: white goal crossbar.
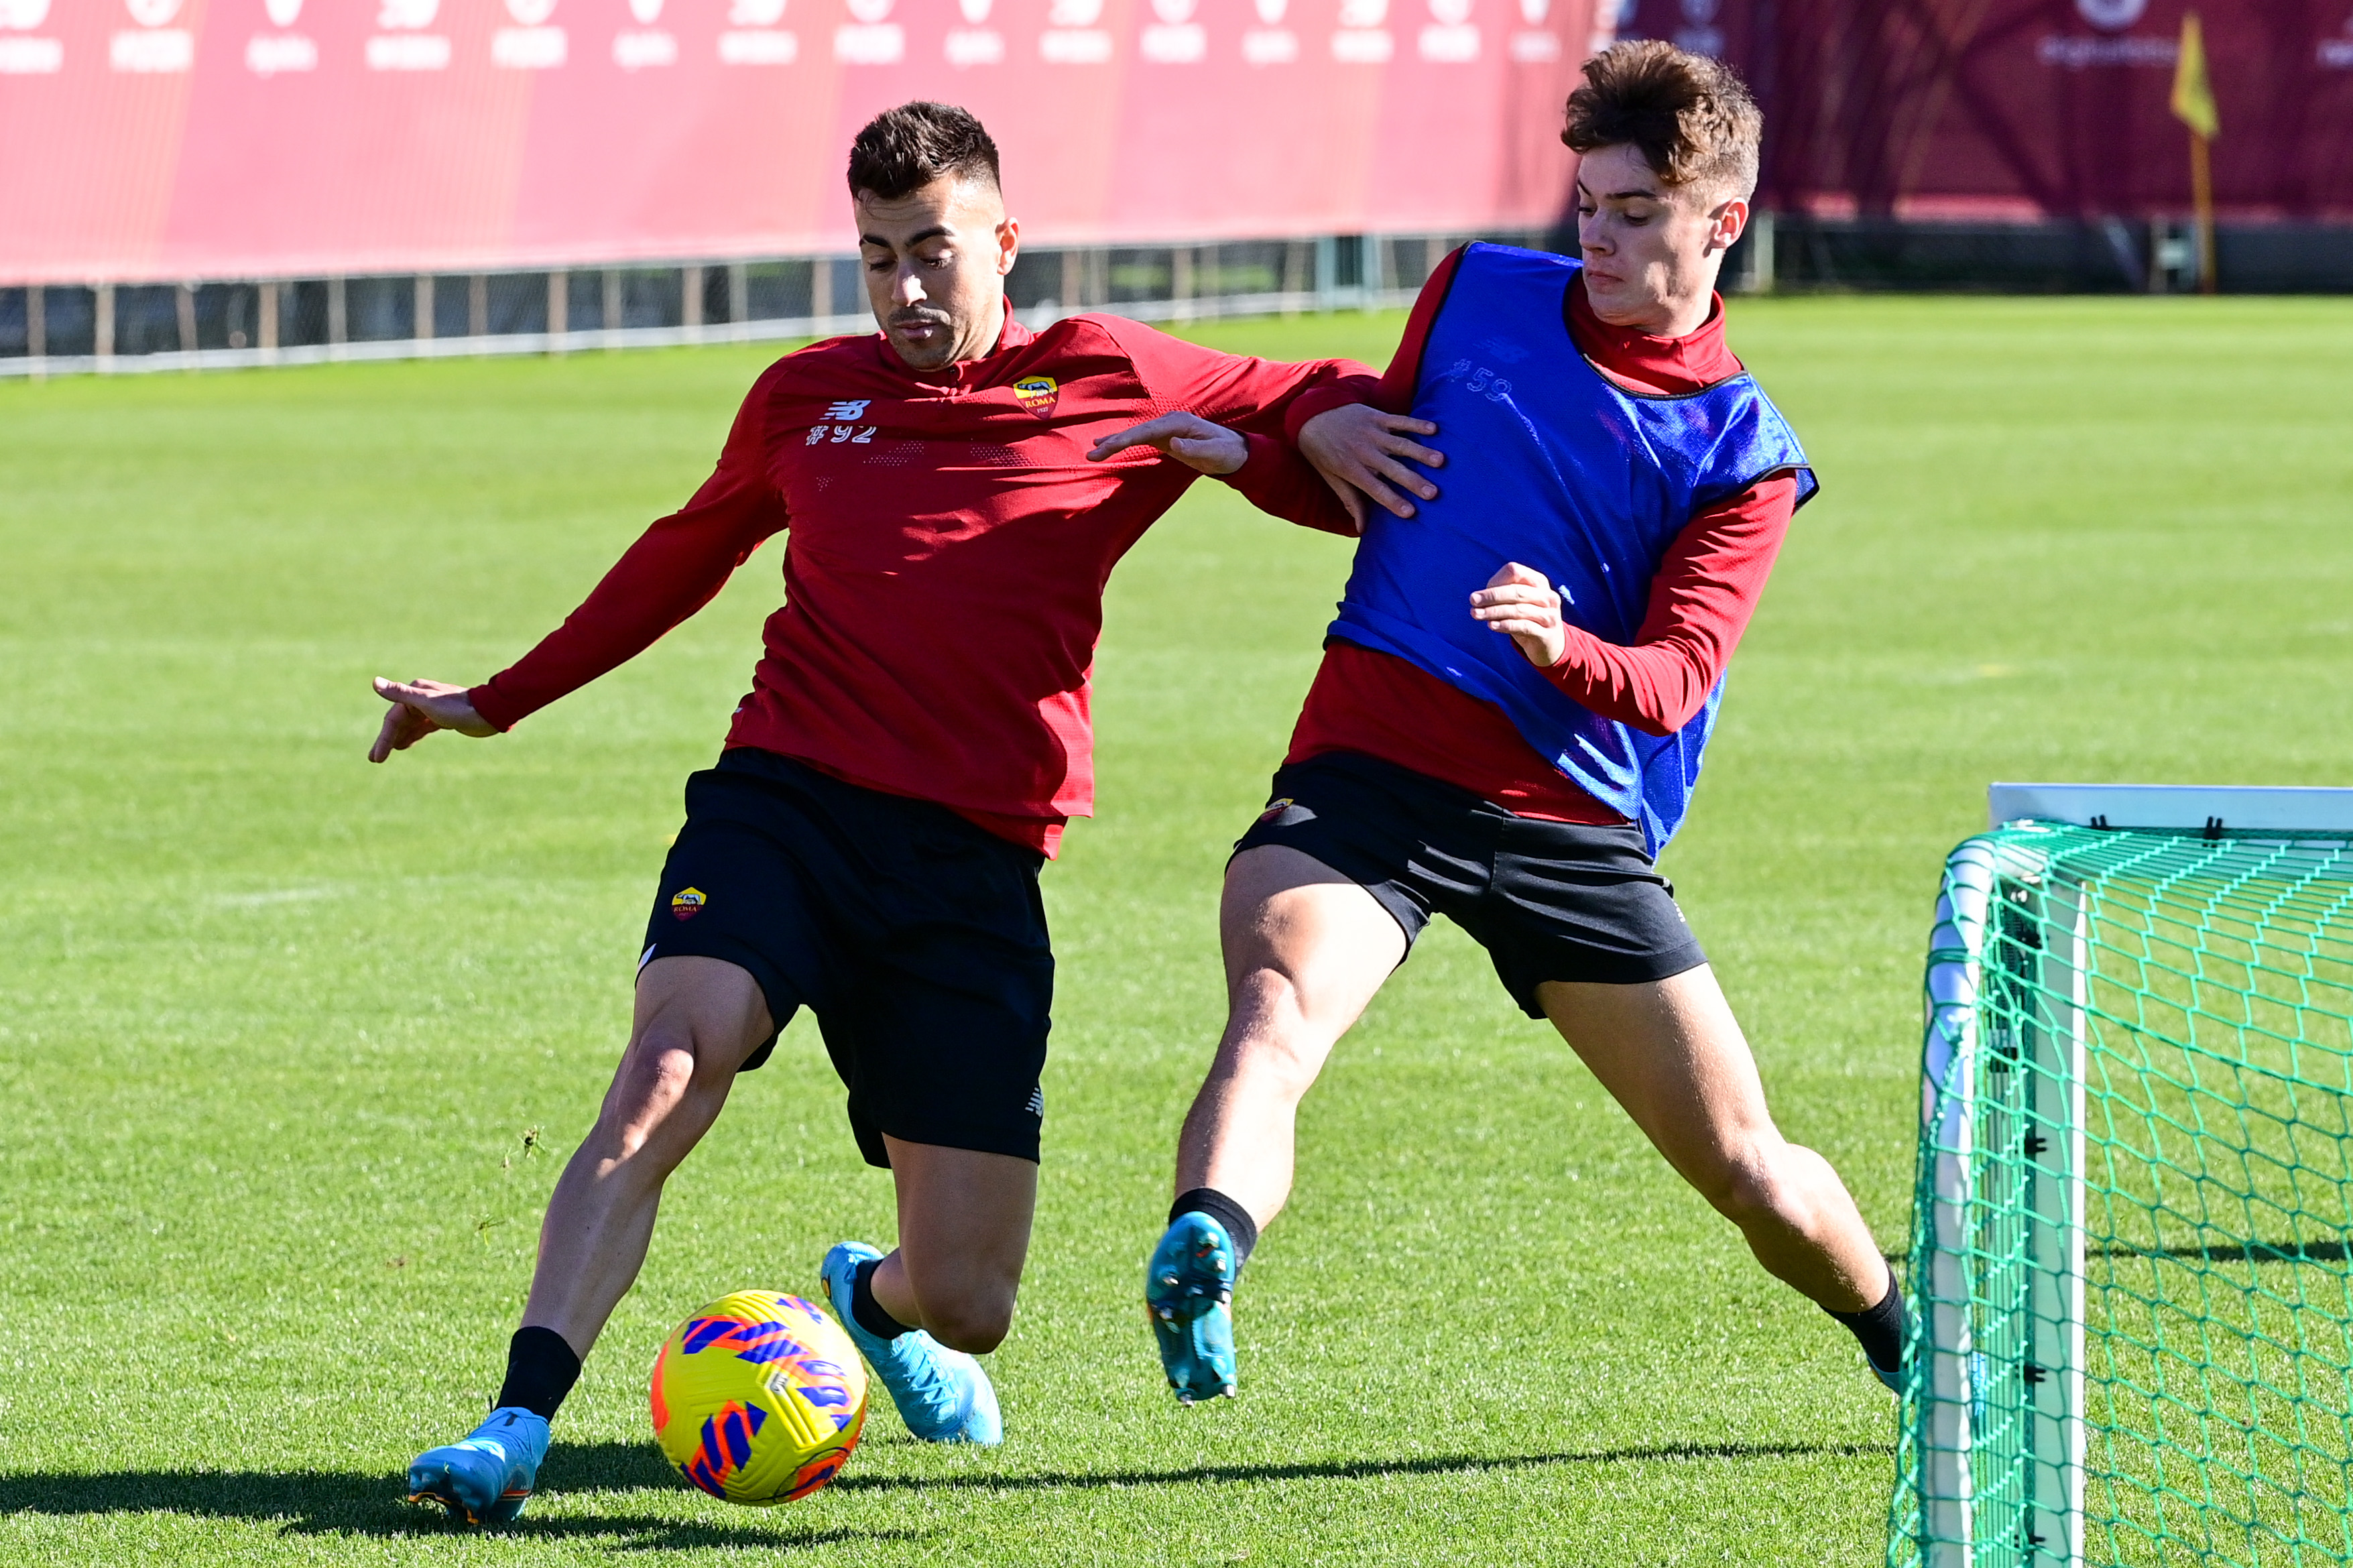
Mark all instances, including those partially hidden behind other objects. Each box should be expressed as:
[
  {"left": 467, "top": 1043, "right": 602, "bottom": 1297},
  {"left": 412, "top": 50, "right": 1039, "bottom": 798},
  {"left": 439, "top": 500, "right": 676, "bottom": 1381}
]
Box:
[{"left": 1988, "top": 782, "right": 2353, "bottom": 835}]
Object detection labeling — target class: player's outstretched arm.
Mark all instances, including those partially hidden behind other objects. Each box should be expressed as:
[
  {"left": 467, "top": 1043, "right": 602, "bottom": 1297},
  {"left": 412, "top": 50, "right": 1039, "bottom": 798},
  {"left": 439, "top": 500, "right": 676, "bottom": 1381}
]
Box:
[
  {"left": 1081, "top": 315, "right": 1394, "bottom": 535},
  {"left": 1088, "top": 410, "right": 1374, "bottom": 538},
  {"left": 378, "top": 372, "right": 787, "bottom": 759},
  {"left": 1085, "top": 411, "right": 1248, "bottom": 475},
  {"left": 368, "top": 676, "right": 498, "bottom": 764}
]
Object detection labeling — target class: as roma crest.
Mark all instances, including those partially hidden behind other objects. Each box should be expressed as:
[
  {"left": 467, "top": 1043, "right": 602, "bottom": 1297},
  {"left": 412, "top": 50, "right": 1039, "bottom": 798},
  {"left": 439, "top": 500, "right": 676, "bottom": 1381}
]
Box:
[
  {"left": 1012, "top": 375, "right": 1059, "bottom": 418},
  {"left": 670, "top": 887, "right": 707, "bottom": 921}
]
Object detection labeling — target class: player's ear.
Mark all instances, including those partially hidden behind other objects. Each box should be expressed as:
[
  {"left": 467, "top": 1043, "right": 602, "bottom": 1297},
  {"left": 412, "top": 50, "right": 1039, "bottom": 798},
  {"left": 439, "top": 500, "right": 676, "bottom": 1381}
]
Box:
[
  {"left": 1707, "top": 195, "right": 1748, "bottom": 255},
  {"left": 996, "top": 216, "right": 1020, "bottom": 278}
]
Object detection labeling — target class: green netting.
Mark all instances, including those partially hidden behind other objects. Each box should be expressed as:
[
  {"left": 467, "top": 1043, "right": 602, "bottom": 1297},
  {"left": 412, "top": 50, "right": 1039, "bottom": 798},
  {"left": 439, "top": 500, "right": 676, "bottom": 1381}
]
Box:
[{"left": 1888, "top": 821, "right": 2353, "bottom": 1567}]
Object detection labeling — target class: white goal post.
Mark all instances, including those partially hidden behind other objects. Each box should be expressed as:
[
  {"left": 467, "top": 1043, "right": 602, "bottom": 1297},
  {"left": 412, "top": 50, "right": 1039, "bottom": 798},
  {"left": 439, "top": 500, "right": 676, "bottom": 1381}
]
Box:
[{"left": 1915, "top": 783, "right": 2353, "bottom": 1568}]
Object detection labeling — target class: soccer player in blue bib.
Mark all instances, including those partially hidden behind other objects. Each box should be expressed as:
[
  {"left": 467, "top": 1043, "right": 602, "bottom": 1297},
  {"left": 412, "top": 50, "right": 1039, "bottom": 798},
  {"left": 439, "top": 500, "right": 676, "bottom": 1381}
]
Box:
[{"left": 1133, "top": 41, "right": 1906, "bottom": 1404}]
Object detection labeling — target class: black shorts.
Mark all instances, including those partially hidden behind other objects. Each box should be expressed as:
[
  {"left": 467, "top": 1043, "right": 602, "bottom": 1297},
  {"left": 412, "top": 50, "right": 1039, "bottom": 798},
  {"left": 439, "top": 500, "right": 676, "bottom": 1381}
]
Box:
[
  {"left": 641, "top": 747, "right": 1053, "bottom": 1168},
  {"left": 1232, "top": 750, "right": 1706, "bottom": 1018}
]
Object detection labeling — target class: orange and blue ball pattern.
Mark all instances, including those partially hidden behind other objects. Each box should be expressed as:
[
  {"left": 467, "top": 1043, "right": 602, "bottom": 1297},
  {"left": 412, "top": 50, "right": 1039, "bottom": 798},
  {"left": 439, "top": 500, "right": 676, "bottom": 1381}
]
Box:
[{"left": 650, "top": 1290, "right": 869, "bottom": 1504}]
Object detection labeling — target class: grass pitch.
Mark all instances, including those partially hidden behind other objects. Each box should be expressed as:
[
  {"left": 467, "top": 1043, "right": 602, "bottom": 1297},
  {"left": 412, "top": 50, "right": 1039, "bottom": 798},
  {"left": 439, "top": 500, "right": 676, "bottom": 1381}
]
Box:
[{"left": 4, "top": 296, "right": 2351, "bottom": 1566}]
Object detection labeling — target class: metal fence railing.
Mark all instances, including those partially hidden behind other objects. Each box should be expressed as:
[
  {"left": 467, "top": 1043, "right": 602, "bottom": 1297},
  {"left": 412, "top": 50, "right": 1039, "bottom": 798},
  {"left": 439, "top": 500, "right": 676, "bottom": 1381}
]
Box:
[
  {"left": 0, "top": 232, "right": 1553, "bottom": 377},
  {"left": 11, "top": 213, "right": 2340, "bottom": 377}
]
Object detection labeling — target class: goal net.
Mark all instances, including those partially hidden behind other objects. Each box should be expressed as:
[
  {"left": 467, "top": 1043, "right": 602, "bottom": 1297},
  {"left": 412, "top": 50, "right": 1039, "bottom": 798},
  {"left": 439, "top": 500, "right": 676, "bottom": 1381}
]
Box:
[{"left": 1888, "top": 785, "right": 2353, "bottom": 1567}]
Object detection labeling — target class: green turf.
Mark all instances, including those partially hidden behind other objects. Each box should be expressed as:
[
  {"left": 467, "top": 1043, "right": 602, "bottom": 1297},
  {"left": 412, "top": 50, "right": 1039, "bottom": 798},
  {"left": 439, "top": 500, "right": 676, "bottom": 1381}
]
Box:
[{"left": 3, "top": 296, "right": 2350, "bottom": 1565}]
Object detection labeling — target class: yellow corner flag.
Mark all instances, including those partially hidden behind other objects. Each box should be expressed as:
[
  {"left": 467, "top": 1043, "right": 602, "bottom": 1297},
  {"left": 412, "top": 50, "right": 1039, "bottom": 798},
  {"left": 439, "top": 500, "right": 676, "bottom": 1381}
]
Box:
[{"left": 2171, "top": 12, "right": 2219, "bottom": 140}]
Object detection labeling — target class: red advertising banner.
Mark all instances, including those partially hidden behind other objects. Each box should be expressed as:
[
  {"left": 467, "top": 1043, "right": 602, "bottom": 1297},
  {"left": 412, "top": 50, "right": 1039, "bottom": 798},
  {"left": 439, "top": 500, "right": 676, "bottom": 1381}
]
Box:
[
  {"left": 1638, "top": 0, "right": 2353, "bottom": 221},
  {"left": 0, "top": 0, "right": 1605, "bottom": 285}
]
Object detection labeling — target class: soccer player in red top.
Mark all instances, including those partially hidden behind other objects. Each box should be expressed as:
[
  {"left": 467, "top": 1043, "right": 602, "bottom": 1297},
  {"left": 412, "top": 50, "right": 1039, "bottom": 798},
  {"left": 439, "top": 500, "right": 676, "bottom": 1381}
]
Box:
[
  {"left": 375, "top": 102, "right": 1374, "bottom": 1522},
  {"left": 1133, "top": 44, "right": 1905, "bottom": 1408}
]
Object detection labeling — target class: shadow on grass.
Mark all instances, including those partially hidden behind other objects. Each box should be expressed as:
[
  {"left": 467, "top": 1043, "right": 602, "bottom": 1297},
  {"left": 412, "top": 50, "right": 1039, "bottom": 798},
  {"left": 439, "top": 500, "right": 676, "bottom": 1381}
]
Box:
[
  {"left": 2094, "top": 1238, "right": 2351, "bottom": 1266},
  {"left": 0, "top": 1436, "right": 1891, "bottom": 1537},
  {"left": 0, "top": 1442, "right": 913, "bottom": 1553},
  {"left": 830, "top": 1437, "right": 1894, "bottom": 1495}
]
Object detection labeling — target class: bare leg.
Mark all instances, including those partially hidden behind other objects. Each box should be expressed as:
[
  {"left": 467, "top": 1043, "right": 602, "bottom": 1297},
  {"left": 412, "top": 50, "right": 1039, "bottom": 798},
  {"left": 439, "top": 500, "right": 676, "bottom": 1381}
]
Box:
[
  {"left": 1174, "top": 845, "right": 1408, "bottom": 1227},
  {"left": 864, "top": 1138, "right": 1038, "bottom": 1354},
  {"left": 522, "top": 955, "right": 774, "bottom": 1356},
  {"left": 1537, "top": 967, "right": 1888, "bottom": 1313}
]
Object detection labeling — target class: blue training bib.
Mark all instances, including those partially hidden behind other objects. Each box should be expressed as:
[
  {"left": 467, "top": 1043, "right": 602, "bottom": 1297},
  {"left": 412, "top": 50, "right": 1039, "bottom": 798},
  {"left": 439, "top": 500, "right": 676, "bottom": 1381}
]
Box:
[{"left": 1329, "top": 243, "right": 1817, "bottom": 854}]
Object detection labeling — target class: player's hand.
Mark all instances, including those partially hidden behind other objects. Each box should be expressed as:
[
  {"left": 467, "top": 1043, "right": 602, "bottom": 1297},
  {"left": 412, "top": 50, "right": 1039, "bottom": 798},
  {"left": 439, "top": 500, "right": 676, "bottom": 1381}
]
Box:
[
  {"left": 369, "top": 676, "right": 496, "bottom": 764},
  {"left": 1298, "top": 404, "right": 1443, "bottom": 532},
  {"left": 1469, "top": 562, "right": 1567, "bottom": 669},
  {"left": 1085, "top": 412, "right": 1248, "bottom": 476}
]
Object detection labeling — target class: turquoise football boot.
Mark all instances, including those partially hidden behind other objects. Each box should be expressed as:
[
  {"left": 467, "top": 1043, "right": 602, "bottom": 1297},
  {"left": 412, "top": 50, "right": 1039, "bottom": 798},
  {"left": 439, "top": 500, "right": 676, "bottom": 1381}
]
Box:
[
  {"left": 1146, "top": 1212, "right": 1238, "bottom": 1402},
  {"left": 820, "top": 1242, "right": 1002, "bottom": 1445},
  {"left": 406, "top": 1405, "right": 550, "bottom": 1526}
]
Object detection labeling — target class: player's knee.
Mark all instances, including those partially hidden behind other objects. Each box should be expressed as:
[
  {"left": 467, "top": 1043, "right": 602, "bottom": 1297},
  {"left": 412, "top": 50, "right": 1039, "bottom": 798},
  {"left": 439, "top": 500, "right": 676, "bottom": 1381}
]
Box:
[
  {"left": 1219, "top": 988, "right": 1333, "bottom": 1097},
  {"left": 599, "top": 1027, "right": 727, "bottom": 1158},
  {"left": 613, "top": 1031, "right": 695, "bottom": 1106},
  {"left": 1709, "top": 1144, "right": 1809, "bottom": 1233}
]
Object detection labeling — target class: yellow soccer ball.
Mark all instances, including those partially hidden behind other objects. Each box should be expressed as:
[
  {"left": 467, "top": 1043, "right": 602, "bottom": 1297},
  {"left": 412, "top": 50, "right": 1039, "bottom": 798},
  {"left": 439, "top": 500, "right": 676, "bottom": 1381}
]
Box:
[{"left": 650, "top": 1290, "right": 868, "bottom": 1504}]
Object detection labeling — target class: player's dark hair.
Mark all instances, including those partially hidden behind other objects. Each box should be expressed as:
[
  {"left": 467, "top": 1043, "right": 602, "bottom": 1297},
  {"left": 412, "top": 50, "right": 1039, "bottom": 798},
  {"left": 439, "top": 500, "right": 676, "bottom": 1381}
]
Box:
[
  {"left": 1562, "top": 40, "right": 1760, "bottom": 198},
  {"left": 846, "top": 101, "right": 1002, "bottom": 202}
]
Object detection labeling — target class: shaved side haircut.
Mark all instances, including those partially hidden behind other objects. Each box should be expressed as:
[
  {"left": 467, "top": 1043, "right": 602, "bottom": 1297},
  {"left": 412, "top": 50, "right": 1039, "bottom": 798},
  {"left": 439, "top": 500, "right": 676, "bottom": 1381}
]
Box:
[
  {"left": 847, "top": 101, "right": 1003, "bottom": 202},
  {"left": 1563, "top": 40, "right": 1762, "bottom": 199}
]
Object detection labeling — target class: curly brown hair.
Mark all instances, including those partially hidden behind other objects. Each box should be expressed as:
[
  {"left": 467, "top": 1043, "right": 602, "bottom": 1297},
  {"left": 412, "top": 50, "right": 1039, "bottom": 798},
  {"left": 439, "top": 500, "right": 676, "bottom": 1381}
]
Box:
[{"left": 1562, "top": 40, "right": 1760, "bottom": 198}]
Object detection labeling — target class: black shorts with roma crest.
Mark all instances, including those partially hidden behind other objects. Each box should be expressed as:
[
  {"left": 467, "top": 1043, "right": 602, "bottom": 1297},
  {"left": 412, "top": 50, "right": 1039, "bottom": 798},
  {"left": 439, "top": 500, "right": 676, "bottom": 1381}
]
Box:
[{"left": 642, "top": 747, "right": 1053, "bottom": 1167}]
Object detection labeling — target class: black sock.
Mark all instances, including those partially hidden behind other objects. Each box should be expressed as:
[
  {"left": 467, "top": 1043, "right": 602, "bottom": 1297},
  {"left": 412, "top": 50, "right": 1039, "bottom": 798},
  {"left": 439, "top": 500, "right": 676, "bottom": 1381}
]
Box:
[
  {"left": 1827, "top": 1270, "right": 1907, "bottom": 1374},
  {"left": 494, "top": 1325, "right": 582, "bottom": 1421},
  {"left": 1170, "top": 1187, "right": 1259, "bottom": 1268},
  {"left": 849, "top": 1257, "right": 911, "bottom": 1340}
]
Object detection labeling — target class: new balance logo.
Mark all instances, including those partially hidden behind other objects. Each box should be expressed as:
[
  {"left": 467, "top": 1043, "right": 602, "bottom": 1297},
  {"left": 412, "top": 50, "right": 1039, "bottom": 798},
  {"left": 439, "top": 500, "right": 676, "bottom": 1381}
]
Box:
[
  {"left": 824, "top": 400, "right": 871, "bottom": 420},
  {"left": 1025, "top": 1085, "right": 1044, "bottom": 1118}
]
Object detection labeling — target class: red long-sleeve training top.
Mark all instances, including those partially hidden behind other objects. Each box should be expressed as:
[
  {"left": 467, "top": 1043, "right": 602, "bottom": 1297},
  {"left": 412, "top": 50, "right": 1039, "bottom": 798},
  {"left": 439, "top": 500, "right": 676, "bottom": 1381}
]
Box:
[
  {"left": 1280, "top": 248, "right": 1799, "bottom": 825},
  {"left": 467, "top": 308, "right": 1368, "bottom": 855}
]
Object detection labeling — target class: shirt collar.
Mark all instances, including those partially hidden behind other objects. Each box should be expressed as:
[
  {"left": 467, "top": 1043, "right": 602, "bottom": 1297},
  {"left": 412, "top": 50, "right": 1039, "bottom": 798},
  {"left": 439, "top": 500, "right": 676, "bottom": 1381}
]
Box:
[{"left": 1567, "top": 272, "right": 1741, "bottom": 396}]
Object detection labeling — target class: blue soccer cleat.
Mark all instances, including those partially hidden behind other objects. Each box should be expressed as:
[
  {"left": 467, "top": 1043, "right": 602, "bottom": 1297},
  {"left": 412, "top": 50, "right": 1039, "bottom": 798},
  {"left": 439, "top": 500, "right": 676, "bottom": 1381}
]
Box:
[
  {"left": 1146, "top": 1211, "right": 1238, "bottom": 1402},
  {"left": 406, "top": 1405, "right": 550, "bottom": 1526},
  {"left": 820, "top": 1242, "right": 1002, "bottom": 1445},
  {"left": 1870, "top": 1351, "right": 1902, "bottom": 1395}
]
